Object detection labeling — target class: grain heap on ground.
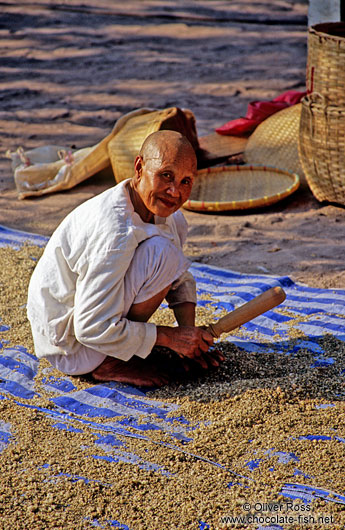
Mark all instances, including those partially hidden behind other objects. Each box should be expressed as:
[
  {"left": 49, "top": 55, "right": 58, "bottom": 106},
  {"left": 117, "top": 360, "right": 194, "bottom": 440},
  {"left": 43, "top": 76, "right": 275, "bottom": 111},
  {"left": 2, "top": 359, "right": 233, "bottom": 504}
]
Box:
[{"left": 0, "top": 245, "right": 344, "bottom": 530}]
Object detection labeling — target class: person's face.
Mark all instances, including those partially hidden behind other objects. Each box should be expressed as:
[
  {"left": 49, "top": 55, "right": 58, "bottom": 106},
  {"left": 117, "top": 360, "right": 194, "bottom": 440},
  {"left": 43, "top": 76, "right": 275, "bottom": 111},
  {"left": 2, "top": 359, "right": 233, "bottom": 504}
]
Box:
[{"left": 133, "top": 146, "right": 196, "bottom": 219}]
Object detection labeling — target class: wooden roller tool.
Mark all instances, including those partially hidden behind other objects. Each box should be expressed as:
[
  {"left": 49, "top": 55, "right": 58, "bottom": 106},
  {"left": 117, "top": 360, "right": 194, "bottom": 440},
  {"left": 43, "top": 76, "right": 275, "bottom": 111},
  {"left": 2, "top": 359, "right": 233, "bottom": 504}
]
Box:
[{"left": 207, "top": 286, "right": 286, "bottom": 338}]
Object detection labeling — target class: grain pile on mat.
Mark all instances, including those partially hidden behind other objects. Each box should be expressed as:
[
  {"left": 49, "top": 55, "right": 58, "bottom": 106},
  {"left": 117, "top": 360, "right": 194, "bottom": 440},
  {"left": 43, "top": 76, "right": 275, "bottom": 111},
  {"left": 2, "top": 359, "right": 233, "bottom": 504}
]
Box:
[{"left": 0, "top": 245, "right": 344, "bottom": 530}]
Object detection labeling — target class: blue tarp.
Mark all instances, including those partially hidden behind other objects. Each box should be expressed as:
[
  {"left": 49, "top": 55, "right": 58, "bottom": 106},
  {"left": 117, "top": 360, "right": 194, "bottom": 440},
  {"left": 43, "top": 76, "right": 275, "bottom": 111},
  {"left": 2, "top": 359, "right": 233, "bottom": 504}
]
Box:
[{"left": 0, "top": 225, "right": 344, "bottom": 529}]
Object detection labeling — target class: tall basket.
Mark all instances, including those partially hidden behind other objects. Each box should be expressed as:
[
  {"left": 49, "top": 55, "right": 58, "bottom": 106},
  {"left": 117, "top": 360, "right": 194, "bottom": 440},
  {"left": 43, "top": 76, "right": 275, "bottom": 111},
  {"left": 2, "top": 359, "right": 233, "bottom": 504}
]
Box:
[
  {"left": 298, "top": 93, "right": 345, "bottom": 205},
  {"left": 307, "top": 22, "right": 345, "bottom": 105}
]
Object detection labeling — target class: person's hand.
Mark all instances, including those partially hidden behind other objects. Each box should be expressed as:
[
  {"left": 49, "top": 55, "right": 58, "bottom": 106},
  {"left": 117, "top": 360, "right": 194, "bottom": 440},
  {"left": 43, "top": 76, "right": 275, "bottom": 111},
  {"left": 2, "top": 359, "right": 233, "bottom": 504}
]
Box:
[
  {"left": 197, "top": 325, "right": 224, "bottom": 368},
  {"left": 195, "top": 345, "right": 224, "bottom": 370},
  {"left": 156, "top": 326, "right": 224, "bottom": 369}
]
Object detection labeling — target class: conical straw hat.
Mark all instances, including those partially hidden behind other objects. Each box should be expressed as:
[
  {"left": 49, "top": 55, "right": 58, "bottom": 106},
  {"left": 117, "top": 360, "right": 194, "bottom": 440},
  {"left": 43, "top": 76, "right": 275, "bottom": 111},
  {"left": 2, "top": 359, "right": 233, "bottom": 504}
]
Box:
[
  {"left": 108, "top": 107, "right": 200, "bottom": 183},
  {"left": 244, "top": 103, "right": 304, "bottom": 179}
]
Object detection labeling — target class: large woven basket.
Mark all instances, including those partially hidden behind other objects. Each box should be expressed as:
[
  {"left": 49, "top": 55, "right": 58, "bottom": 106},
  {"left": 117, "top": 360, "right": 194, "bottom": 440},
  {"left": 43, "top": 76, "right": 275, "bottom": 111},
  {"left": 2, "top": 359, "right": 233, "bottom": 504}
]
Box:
[
  {"left": 298, "top": 93, "right": 345, "bottom": 205},
  {"left": 307, "top": 22, "right": 345, "bottom": 105},
  {"left": 183, "top": 165, "right": 299, "bottom": 212}
]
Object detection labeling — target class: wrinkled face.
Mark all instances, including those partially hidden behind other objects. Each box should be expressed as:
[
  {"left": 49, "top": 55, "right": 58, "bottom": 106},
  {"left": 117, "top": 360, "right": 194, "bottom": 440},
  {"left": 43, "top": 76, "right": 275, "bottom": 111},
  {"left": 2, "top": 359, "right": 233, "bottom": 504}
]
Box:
[{"left": 132, "top": 141, "right": 196, "bottom": 220}]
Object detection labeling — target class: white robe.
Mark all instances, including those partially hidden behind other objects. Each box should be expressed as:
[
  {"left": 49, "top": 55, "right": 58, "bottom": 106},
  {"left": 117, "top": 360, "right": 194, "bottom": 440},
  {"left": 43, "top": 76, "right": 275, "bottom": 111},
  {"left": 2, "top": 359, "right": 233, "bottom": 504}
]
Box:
[{"left": 27, "top": 179, "right": 196, "bottom": 374}]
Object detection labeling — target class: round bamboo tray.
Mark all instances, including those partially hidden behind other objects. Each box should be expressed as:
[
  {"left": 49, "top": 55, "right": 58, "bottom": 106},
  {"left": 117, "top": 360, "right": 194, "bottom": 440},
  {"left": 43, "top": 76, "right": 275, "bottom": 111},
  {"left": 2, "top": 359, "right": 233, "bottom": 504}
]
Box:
[
  {"left": 298, "top": 94, "right": 345, "bottom": 205},
  {"left": 183, "top": 165, "right": 300, "bottom": 212},
  {"left": 307, "top": 22, "right": 345, "bottom": 106}
]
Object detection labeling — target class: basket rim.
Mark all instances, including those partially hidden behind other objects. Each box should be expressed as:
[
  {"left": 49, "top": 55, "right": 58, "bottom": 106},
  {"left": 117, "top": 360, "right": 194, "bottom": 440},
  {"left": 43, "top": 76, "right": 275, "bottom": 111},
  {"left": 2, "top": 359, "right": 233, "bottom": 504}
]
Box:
[
  {"left": 183, "top": 164, "right": 300, "bottom": 212},
  {"left": 309, "top": 22, "right": 345, "bottom": 41}
]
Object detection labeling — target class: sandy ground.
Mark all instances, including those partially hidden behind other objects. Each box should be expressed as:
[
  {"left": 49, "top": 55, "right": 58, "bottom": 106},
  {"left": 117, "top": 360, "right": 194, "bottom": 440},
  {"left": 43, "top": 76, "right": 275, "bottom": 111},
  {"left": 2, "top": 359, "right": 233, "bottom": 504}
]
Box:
[{"left": 1, "top": 0, "right": 344, "bottom": 289}]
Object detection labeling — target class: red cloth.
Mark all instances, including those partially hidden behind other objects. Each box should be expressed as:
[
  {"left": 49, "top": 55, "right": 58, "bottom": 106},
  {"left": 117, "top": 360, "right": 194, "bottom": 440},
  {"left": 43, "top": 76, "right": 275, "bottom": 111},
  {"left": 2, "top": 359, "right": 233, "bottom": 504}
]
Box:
[{"left": 215, "top": 90, "right": 307, "bottom": 137}]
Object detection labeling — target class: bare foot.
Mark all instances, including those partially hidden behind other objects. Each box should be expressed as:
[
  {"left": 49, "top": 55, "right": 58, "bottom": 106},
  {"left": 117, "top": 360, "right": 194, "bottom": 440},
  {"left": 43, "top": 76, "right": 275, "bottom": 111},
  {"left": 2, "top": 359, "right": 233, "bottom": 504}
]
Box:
[
  {"left": 91, "top": 355, "right": 169, "bottom": 387},
  {"left": 91, "top": 347, "right": 223, "bottom": 388}
]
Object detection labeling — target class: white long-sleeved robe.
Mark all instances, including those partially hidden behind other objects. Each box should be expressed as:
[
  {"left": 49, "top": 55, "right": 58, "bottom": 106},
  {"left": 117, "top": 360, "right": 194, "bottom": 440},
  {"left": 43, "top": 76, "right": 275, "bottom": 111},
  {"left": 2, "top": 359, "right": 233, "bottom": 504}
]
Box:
[{"left": 27, "top": 179, "right": 196, "bottom": 369}]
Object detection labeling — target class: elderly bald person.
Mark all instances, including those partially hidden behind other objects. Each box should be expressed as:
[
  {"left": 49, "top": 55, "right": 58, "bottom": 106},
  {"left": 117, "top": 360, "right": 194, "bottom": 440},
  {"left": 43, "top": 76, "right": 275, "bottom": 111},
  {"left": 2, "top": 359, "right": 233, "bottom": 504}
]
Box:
[{"left": 27, "top": 130, "right": 223, "bottom": 387}]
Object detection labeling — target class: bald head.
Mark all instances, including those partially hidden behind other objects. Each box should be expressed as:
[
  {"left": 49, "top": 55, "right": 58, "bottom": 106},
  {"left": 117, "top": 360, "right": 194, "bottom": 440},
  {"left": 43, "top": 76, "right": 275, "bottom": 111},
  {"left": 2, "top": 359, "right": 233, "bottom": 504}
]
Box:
[
  {"left": 130, "top": 130, "right": 197, "bottom": 222},
  {"left": 139, "top": 130, "right": 197, "bottom": 173}
]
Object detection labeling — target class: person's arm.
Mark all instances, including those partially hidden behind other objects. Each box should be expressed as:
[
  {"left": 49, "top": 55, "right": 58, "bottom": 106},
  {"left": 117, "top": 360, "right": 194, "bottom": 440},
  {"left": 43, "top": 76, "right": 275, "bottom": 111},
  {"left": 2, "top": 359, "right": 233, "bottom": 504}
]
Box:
[
  {"left": 172, "top": 301, "right": 195, "bottom": 327},
  {"left": 159, "top": 212, "right": 224, "bottom": 368},
  {"left": 165, "top": 271, "right": 197, "bottom": 309},
  {"left": 163, "top": 267, "right": 224, "bottom": 368}
]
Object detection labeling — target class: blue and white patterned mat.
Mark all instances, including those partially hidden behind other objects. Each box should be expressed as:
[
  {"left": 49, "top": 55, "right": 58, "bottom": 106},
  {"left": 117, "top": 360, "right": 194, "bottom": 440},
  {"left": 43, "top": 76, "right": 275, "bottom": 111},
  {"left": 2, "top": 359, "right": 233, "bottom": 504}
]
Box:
[{"left": 0, "top": 225, "right": 344, "bottom": 529}]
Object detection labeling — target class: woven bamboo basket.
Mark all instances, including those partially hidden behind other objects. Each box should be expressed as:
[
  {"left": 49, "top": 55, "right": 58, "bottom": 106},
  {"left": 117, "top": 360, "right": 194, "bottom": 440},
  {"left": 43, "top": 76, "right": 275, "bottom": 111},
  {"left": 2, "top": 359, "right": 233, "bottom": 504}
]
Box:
[
  {"left": 307, "top": 22, "right": 345, "bottom": 105},
  {"left": 183, "top": 165, "right": 299, "bottom": 212},
  {"left": 298, "top": 93, "right": 345, "bottom": 205}
]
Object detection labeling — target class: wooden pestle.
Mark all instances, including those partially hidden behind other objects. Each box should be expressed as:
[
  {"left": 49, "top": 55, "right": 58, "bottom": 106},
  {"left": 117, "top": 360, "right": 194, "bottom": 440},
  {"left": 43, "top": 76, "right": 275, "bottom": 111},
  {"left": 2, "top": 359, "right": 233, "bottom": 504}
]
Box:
[{"left": 207, "top": 286, "right": 286, "bottom": 338}]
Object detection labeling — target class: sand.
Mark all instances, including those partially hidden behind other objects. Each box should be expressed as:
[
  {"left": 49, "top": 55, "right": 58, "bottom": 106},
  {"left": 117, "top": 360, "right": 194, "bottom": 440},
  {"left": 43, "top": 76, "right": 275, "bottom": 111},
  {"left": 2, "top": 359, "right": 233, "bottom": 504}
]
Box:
[{"left": 0, "top": 0, "right": 344, "bottom": 290}]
